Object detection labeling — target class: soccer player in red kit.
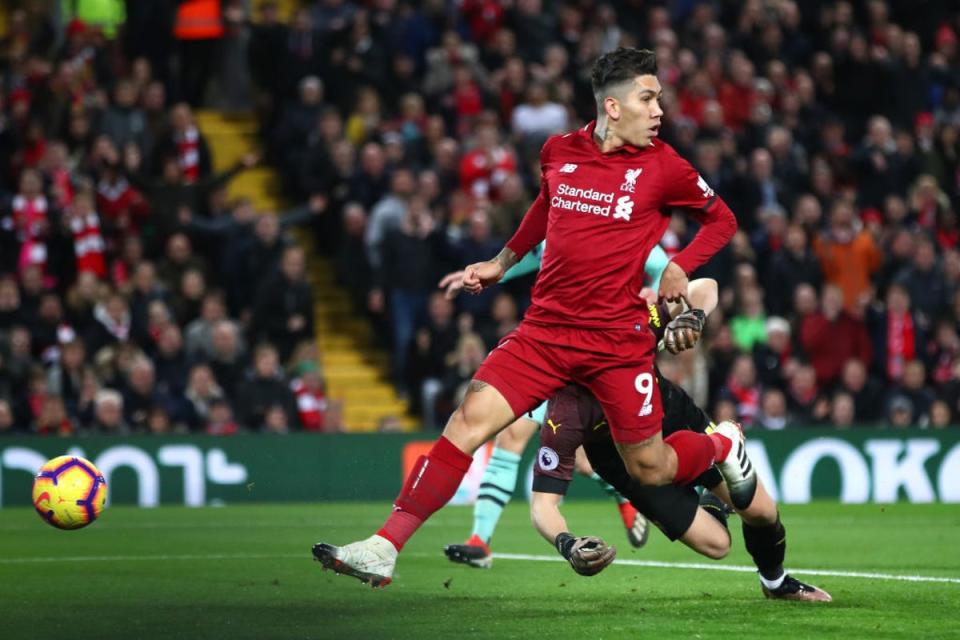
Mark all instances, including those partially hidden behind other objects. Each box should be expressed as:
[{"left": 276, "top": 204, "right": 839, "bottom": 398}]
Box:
[{"left": 314, "top": 48, "right": 754, "bottom": 588}]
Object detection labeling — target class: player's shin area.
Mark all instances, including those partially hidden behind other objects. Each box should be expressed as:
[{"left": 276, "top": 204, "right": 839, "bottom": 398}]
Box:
[
  {"left": 713, "top": 478, "right": 778, "bottom": 526},
  {"left": 371, "top": 380, "right": 518, "bottom": 553}
]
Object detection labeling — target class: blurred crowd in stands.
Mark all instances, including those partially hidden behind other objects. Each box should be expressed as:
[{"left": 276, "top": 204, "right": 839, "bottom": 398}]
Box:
[
  {"left": 256, "top": 0, "right": 960, "bottom": 431},
  {"left": 0, "top": 0, "right": 335, "bottom": 436},
  {"left": 1, "top": 0, "right": 960, "bottom": 434}
]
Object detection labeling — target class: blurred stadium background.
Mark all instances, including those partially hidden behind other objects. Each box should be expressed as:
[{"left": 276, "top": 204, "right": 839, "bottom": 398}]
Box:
[
  {"left": 0, "top": 0, "right": 960, "bottom": 638},
  {"left": 0, "top": 1, "right": 959, "bottom": 638},
  {"left": 0, "top": 0, "right": 957, "bottom": 499}
]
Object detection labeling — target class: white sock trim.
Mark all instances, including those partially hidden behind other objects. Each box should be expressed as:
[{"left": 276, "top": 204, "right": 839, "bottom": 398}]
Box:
[{"left": 759, "top": 570, "right": 786, "bottom": 591}]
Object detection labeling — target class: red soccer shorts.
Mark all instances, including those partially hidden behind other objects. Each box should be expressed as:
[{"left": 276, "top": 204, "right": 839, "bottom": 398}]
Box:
[{"left": 474, "top": 321, "right": 662, "bottom": 444}]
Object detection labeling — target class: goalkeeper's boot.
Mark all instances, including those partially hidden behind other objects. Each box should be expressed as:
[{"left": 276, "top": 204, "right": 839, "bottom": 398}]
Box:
[
  {"left": 712, "top": 420, "right": 758, "bottom": 510},
  {"left": 312, "top": 534, "right": 396, "bottom": 588},
  {"left": 618, "top": 502, "right": 649, "bottom": 548},
  {"left": 762, "top": 575, "right": 833, "bottom": 602},
  {"left": 444, "top": 534, "right": 493, "bottom": 568}
]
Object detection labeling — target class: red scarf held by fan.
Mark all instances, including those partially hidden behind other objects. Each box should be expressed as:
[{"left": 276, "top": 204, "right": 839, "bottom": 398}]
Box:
[
  {"left": 887, "top": 311, "right": 915, "bottom": 380},
  {"left": 176, "top": 126, "right": 201, "bottom": 182},
  {"left": 51, "top": 168, "right": 74, "bottom": 208},
  {"left": 726, "top": 379, "right": 760, "bottom": 426},
  {"left": 70, "top": 213, "right": 106, "bottom": 277},
  {"left": 291, "top": 378, "right": 328, "bottom": 431},
  {"left": 13, "top": 194, "right": 47, "bottom": 239}
]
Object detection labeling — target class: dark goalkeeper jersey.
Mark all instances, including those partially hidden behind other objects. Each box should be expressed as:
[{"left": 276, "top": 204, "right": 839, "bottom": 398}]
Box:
[
  {"left": 532, "top": 300, "right": 700, "bottom": 489},
  {"left": 505, "top": 121, "right": 737, "bottom": 332}
]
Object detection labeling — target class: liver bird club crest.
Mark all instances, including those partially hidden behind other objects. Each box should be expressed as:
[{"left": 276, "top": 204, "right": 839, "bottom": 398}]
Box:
[{"left": 620, "top": 168, "right": 642, "bottom": 192}]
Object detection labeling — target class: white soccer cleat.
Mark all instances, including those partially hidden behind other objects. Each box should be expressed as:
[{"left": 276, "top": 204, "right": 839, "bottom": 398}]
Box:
[
  {"left": 312, "top": 534, "right": 397, "bottom": 588},
  {"left": 712, "top": 420, "right": 758, "bottom": 510}
]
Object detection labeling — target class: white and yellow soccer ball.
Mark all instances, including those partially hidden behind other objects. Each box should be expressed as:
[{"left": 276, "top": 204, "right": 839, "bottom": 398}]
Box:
[{"left": 32, "top": 456, "right": 107, "bottom": 530}]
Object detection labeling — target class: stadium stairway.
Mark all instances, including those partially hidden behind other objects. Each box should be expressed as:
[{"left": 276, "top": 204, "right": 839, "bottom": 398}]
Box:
[{"left": 194, "top": 110, "right": 418, "bottom": 431}]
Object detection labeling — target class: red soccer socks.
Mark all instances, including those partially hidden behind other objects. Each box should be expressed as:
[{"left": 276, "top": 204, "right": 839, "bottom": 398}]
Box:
[{"left": 377, "top": 436, "right": 473, "bottom": 551}]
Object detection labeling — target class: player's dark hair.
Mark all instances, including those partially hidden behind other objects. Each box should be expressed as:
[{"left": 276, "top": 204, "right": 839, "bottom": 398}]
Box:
[{"left": 590, "top": 48, "right": 658, "bottom": 103}]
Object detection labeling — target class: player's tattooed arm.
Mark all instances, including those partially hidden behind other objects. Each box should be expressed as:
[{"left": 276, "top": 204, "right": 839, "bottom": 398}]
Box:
[
  {"left": 493, "top": 247, "right": 519, "bottom": 273},
  {"left": 463, "top": 249, "right": 517, "bottom": 294},
  {"left": 466, "top": 380, "right": 489, "bottom": 394}
]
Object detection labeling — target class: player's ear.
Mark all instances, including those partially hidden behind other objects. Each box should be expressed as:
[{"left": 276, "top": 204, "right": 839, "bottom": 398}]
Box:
[{"left": 603, "top": 95, "right": 620, "bottom": 121}]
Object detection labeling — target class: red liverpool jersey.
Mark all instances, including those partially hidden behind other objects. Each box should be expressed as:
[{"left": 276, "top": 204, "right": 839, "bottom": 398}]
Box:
[{"left": 506, "top": 121, "right": 736, "bottom": 330}]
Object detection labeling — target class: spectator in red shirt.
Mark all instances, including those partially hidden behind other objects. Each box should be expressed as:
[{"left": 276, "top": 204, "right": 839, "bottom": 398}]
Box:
[
  {"left": 450, "top": 65, "right": 485, "bottom": 136},
  {"left": 42, "top": 141, "right": 74, "bottom": 209},
  {"left": 868, "top": 283, "right": 926, "bottom": 383},
  {"left": 462, "top": 0, "right": 504, "bottom": 45},
  {"left": 459, "top": 121, "right": 517, "bottom": 202},
  {"left": 801, "top": 284, "right": 872, "bottom": 387},
  {"left": 678, "top": 69, "right": 714, "bottom": 126},
  {"left": 720, "top": 353, "right": 763, "bottom": 427},
  {"left": 290, "top": 361, "right": 334, "bottom": 432},
  {"left": 154, "top": 103, "right": 212, "bottom": 183},
  {"left": 11, "top": 168, "right": 49, "bottom": 250},
  {"left": 718, "top": 53, "right": 757, "bottom": 132},
  {"left": 65, "top": 190, "right": 107, "bottom": 278}
]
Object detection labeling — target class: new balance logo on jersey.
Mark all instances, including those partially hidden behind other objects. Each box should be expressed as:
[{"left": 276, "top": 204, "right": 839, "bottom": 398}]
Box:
[
  {"left": 559, "top": 163, "right": 578, "bottom": 174},
  {"left": 620, "top": 168, "right": 642, "bottom": 192},
  {"left": 613, "top": 196, "right": 634, "bottom": 221}
]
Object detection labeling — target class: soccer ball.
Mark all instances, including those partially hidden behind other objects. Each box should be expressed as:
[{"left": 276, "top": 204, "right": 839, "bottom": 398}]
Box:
[{"left": 32, "top": 456, "right": 107, "bottom": 530}]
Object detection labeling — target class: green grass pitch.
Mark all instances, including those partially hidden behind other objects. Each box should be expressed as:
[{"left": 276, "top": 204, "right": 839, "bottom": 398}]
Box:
[{"left": 1, "top": 501, "right": 958, "bottom": 639}]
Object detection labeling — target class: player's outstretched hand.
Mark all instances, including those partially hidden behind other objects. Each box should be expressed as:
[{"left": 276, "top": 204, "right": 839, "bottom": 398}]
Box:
[
  {"left": 438, "top": 270, "right": 466, "bottom": 299},
  {"left": 569, "top": 536, "right": 616, "bottom": 576},
  {"left": 558, "top": 534, "right": 616, "bottom": 576},
  {"left": 658, "top": 261, "right": 689, "bottom": 303},
  {"left": 663, "top": 308, "right": 706, "bottom": 354},
  {"left": 462, "top": 260, "right": 504, "bottom": 295}
]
